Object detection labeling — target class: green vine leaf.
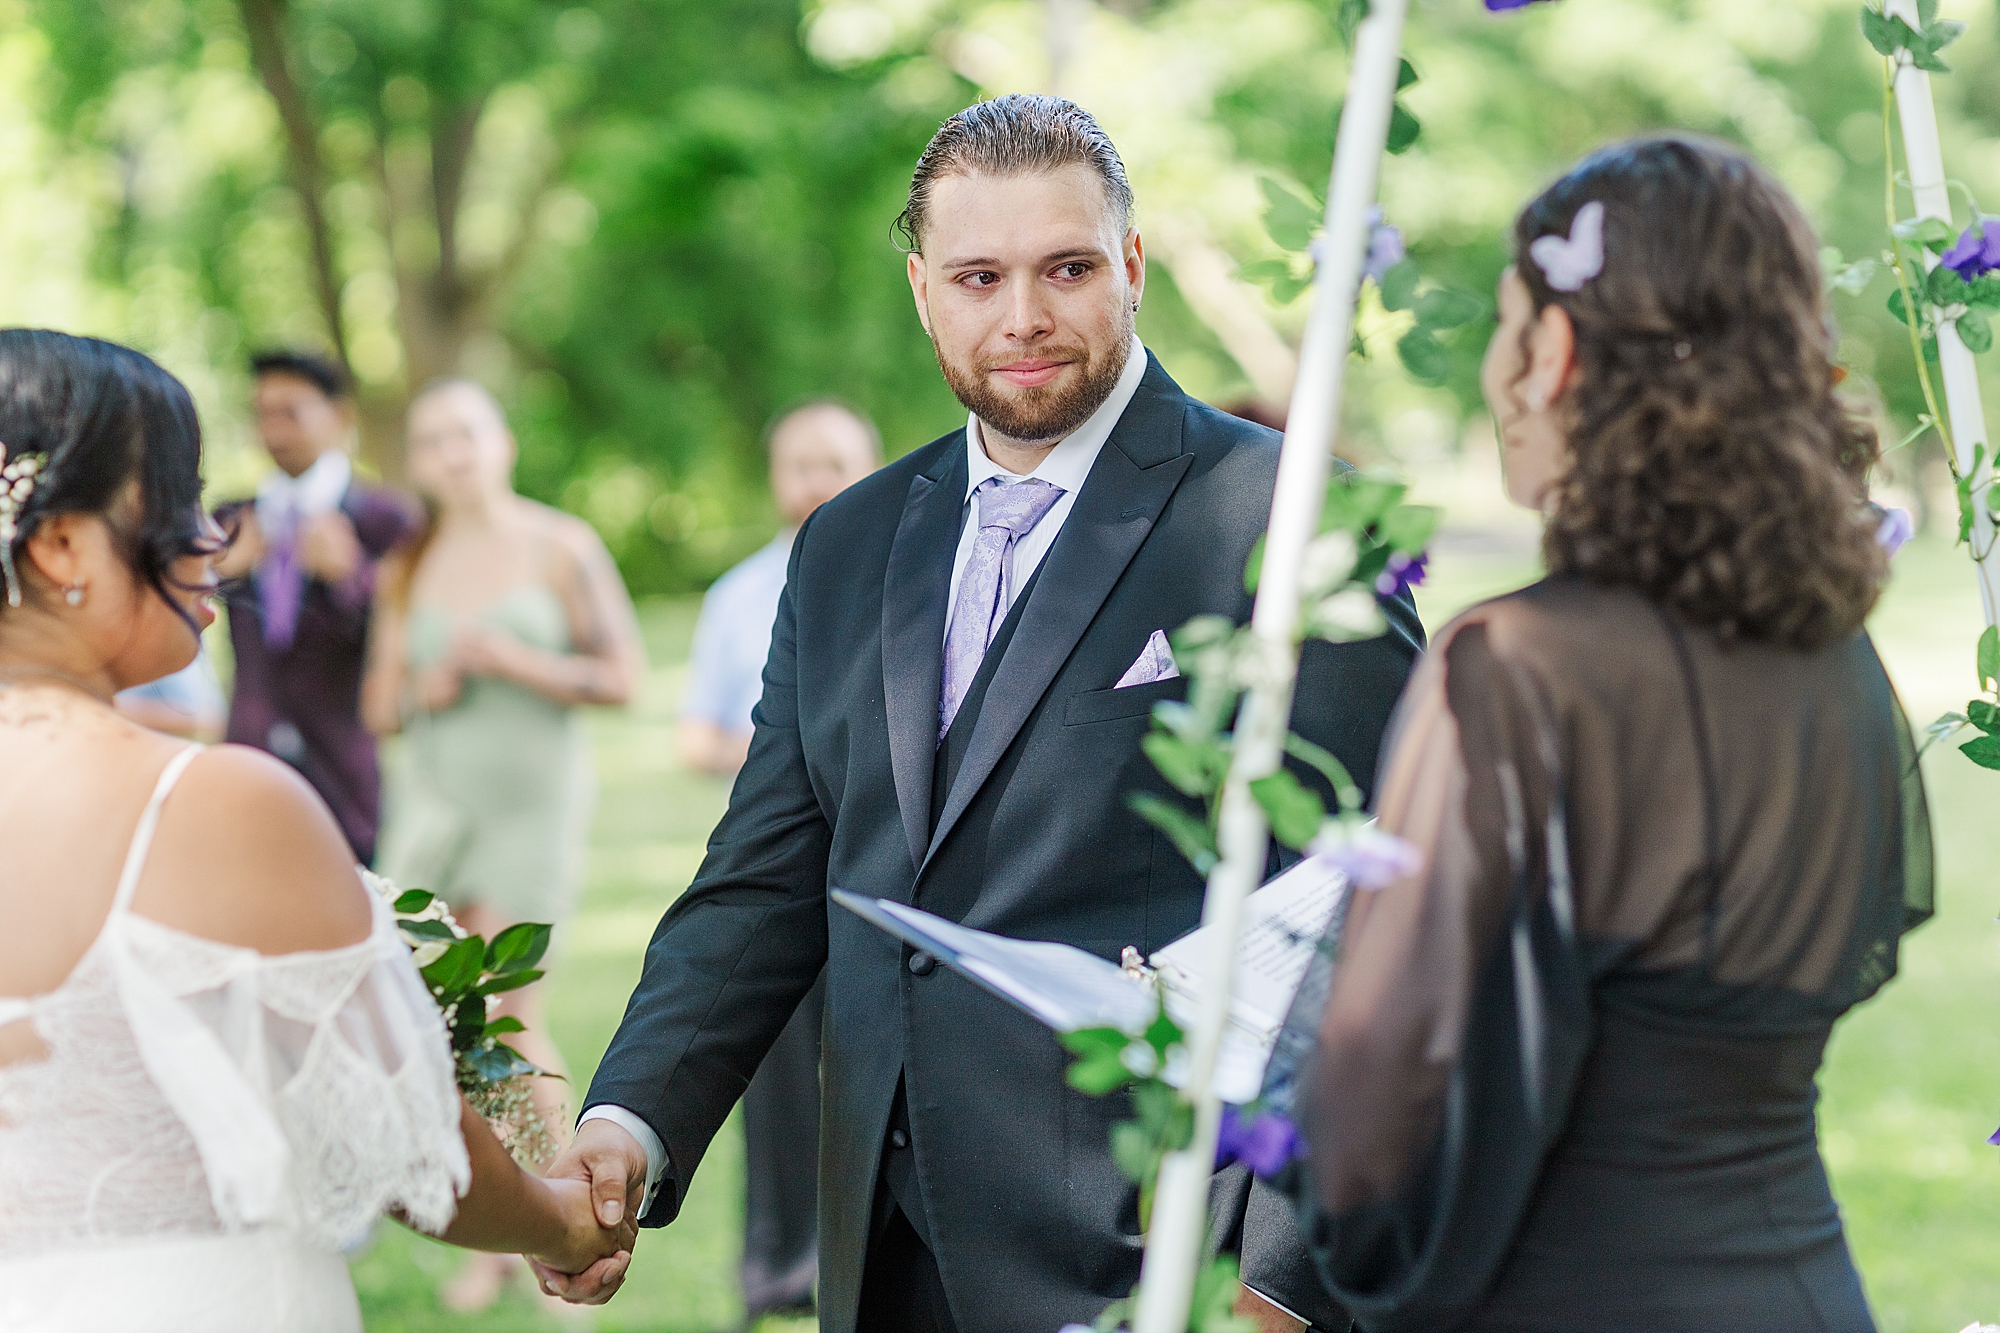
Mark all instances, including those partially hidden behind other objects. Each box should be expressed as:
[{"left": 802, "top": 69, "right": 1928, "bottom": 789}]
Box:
[
  {"left": 1887, "top": 286, "right": 1923, "bottom": 330},
  {"left": 1979, "top": 624, "right": 1999, "bottom": 692},
  {"left": 1927, "top": 264, "right": 1971, "bottom": 307},
  {"left": 1260, "top": 177, "right": 1321, "bottom": 253},
  {"left": 392, "top": 888, "right": 436, "bottom": 913},
  {"left": 1142, "top": 731, "right": 1227, "bottom": 797},
  {"left": 1966, "top": 275, "right": 2000, "bottom": 312},
  {"left": 1378, "top": 258, "right": 1421, "bottom": 312},
  {"left": 1248, "top": 769, "right": 1327, "bottom": 848},
  {"left": 1284, "top": 733, "right": 1363, "bottom": 812},
  {"left": 1415, "top": 287, "right": 1486, "bottom": 330},
  {"left": 1386, "top": 101, "right": 1421, "bottom": 155},
  {"left": 1335, "top": 0, "right": 1370, "bottom": 47},
  {"left": 1397, "top": 326, "right": 1452, "bottom": 383},
  {"left": 1960, "top": 734, "right": 2000, "bottom": 769},
  {"left": 1397, "top": 57, "right": 1419, "bottom": 91},
  {"left": 1861, "top": 6, "right": 1899, "bottom": 56},
  {"left": 1958, "top": 308, "right": 1993, "bottom": 354},
  {"left": 1893, "top": 215, "right": 1956, "bottom": 252}
]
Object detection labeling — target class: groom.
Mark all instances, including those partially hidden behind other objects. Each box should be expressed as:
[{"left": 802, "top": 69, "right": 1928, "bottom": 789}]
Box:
[{"left": 546, "top": 95, "right": 1422, "bottom": 1332}]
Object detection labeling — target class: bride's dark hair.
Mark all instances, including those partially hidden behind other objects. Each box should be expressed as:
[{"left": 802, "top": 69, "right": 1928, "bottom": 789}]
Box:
[
  {"left": 0, "top": 329, "right": 215, "bottom": 619},
  {"left": 1516, "top": 135, "right": 1884, "bottom": 649}
]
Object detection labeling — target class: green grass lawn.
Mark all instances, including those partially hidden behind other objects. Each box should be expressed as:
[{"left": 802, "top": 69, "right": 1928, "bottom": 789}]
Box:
[{"left": 353, "top": 529, "right": 2000, "bottom": 1333}]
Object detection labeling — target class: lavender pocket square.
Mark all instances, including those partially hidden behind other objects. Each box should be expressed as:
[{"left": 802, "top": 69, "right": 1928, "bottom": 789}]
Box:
[{"left": 1115, "top": 629, "right": 1181, "bottom": 689}]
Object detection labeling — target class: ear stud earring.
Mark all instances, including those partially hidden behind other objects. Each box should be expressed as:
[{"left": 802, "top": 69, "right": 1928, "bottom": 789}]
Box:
[
  {"left": 1524, "top": 387, "right": 1549, "bottom": 413},
  {"left": 64, "top": 581, "right": 85, "bottom": 607}
]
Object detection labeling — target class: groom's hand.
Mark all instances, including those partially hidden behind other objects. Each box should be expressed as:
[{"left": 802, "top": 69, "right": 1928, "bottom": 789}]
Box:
[{"left": 531, "top": 1118, "right": 650, "bottom": 1304}]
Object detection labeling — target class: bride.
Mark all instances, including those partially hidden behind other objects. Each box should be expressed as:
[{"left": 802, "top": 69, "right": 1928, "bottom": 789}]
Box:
[{"left": 0, "top": 329, "right": 632, "bottom": 1331}]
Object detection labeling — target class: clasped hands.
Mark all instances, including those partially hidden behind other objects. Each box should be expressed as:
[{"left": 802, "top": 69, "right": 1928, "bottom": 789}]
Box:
[
  {"left": 528, "top": 1119, "right": 653, "bottom": 1304},
  {"left": 412, "top": 623, "right": 532, "bottom": 712}
]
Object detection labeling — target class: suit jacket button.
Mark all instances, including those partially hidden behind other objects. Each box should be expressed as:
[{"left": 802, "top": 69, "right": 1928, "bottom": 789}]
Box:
[
  {"left": 908, "top": 950, "right": 936, "bottom": 976},
  {"left": 890, "top": 1128, "right": 910, "bottom": 1149}
]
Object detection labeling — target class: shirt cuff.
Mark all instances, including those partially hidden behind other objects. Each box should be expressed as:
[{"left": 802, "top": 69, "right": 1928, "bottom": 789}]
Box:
[{"left": 578, "top": 1105, "right": 668, "bottom": 1221}]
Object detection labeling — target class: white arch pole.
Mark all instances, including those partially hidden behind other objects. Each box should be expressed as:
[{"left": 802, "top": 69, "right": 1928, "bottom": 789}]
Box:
[
  {"left": 1128, "top": 0, "right": 1411, "bottom": 1328},
  {"left": 1883, "top": 0, "right": 1998, "bottom": 621}
]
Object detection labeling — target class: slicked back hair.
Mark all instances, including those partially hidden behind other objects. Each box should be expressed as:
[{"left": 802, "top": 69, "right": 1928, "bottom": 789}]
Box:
[{"left": 894, "top": 94, "right": 1134, "bottom": 253}]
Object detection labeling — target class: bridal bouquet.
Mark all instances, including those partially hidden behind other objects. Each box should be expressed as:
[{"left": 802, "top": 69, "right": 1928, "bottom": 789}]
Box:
[{"left": 362, "top": 869, "right": 558, "bottom": 1163}]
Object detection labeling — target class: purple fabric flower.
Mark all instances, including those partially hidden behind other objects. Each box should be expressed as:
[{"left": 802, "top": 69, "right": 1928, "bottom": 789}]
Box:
[
  {"left": 1942, "top": 219, "right": 2000, "bottom": 282},
  {"left": 1874, "top": 506, "right": 1914, "bottom": 558},
  {"left": 1989, "top": 1124, "right": 2000, "bottom": 1147},
  {"left": 1310, "top": 824, "right": 1423, "bottom": 890},
  {"left": 1374, "top": 549, "right": 1428, "bottom": 597},
  {"left": 1215, "top": 1106, "right": 1305, "bottom": 1178},
  {"left": 1486, "top": 0, "right": 1559, "bottom": 10},
  {"left": 1364, "top": 207, "right": 1406, "bottom": 286}
]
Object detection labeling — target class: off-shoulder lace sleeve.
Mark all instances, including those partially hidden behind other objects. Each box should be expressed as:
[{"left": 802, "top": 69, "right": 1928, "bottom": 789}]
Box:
[{"left": 114, "top": 891, "right": 471, "bottom": 1245}]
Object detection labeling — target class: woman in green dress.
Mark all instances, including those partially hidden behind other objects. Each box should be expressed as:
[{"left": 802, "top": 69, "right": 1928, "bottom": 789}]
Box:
[{"left": 364, "top": 379, "right": 645, "bottom": 1312}]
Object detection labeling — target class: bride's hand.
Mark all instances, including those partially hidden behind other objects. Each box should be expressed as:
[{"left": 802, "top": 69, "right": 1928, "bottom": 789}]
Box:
[{"left": 528, "top": 1176, "right": 637, "bottom": 1281}]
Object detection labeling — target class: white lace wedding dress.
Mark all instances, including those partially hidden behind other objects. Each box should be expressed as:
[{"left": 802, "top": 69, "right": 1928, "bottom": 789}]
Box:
[{"left": 0, "top": 747, "right": 471, "bottom": 1331}]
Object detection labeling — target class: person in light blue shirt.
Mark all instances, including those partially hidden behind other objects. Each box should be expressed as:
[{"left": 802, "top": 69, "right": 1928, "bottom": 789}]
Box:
[
  {"left": 678, "top": 401, "right": 881, "bottom": 776},
  {"left": 677, "top": 398, "right": 879, "bottom": 1325}
]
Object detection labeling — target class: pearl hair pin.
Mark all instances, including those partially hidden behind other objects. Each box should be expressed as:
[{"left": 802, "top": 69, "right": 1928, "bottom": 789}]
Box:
[{"left": 0, "top": 442, "right": 42, "bottom": 610}]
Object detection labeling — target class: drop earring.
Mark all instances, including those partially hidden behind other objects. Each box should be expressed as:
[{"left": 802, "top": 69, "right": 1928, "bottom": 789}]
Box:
[{"left": 64, "top": 581, "right": 85, "bottom": 607}]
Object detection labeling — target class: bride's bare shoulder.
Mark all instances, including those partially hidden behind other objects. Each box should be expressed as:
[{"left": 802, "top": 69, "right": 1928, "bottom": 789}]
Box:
[{"left": 138, "top": 744, "right": 373, "bottom": 955}]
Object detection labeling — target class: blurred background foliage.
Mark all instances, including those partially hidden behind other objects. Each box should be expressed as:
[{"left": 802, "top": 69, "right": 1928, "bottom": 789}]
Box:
[{"left": 1, "top": 0, "right": 1997, "bottom": 593}]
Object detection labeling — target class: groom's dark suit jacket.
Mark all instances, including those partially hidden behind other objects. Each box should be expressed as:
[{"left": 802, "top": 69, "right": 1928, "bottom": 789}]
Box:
[{"left": 586, "top": 355, "right": 1423, "bottom": 1333}]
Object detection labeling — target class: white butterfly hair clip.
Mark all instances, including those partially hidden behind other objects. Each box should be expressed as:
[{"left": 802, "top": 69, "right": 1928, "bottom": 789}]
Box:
[
  {"left": 1529, "top": 200, "right": 1606, "bottom": 293},
  {"left": 0, "top": 442, "right": 42, "bottom": 608}
]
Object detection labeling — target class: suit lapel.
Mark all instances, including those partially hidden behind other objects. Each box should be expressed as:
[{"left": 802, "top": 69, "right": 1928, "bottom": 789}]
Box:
[
  {"left": 921, "top": 359, "right": 1194, "bottom": 874},
  {"left": 882, "top": 438, "right": 969, "bottom": 873}
]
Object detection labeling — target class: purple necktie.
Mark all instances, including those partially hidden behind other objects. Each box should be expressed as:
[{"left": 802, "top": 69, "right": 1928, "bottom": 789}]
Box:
[
  {"left": 940, "top": 476, "right": 1064, "bottom": 738},
  {"left": 259, "top": 510, "right": 305, "bottom": 650}
]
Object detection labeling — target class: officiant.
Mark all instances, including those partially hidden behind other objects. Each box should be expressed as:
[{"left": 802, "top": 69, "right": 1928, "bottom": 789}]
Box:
[{"left": 548, "top": 95, "right": 1422, "bottom": 1333}]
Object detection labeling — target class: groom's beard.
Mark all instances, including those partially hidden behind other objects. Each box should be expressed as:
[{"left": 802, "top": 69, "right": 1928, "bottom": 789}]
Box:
[{"left": 932, "top": 318, "right": 1134, "bottom": 446}]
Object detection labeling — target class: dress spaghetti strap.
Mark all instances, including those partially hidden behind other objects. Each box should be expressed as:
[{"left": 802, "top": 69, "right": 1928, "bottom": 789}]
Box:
[{"left": 109, "top": 746, "right": 204, "bottom": 918}]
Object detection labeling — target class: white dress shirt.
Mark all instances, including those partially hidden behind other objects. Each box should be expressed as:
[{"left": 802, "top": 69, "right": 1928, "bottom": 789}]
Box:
[
  {"left": 253, "top": 448, "right": 351, "bottom": 536},
  {"left": 581, "top": 337, "right": 1152, "bottom": 1218}
]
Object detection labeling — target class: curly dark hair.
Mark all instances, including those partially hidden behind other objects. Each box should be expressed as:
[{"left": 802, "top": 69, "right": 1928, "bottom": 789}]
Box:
[{"left": 1515, "top": 135, "right": 1883, "bottom": 650}]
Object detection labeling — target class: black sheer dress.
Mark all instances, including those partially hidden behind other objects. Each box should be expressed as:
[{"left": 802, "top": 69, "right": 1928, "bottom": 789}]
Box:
[{"left": 1284, "top": 578, "right": 1932, "bottom": 1333}]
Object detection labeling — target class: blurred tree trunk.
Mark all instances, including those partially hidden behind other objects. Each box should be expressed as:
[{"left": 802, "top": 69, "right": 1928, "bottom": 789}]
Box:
[{"left": 237, "top": 0, "right": 558, "bottom": 477}]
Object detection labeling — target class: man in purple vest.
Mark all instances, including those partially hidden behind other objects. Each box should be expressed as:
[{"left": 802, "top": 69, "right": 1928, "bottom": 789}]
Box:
[{"left": 214, "top": 351, "right": 421, "bottom": 863}]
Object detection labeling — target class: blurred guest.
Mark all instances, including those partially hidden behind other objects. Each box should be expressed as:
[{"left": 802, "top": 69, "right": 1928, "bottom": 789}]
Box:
[
  {"left": 363, "top": 378, "right": 645, "bottom": 1313},
  {"left": 213, "top": 351, "right": 421, "bottom": 862},
  {"left": 114, "top": 649, "right": 226, "bottom": 740},
  {"left": 678, "top": 400, "right": 882, "bottom": 777},
  {"left": 679, "top": 399, "right": 879, "bottom": 1326}
]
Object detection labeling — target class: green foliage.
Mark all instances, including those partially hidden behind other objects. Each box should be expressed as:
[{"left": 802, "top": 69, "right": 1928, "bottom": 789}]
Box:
[
  {"left": 1249, "top": 769, "right": 1327, "bottom": 846},
  {"left": 1259, "top": 177, "right": 1322, "bottom": 252},
  {"left": 1378, "top": 259, "right": 1421, "bottom": 313},
  {"left": 1861, "top": 3, "right": 1964, "bottom": 72},
  {"left": 1132, "top": 471, "right": 1433, "bottom": 873},
  {"left": 382, "top": 875, "right": 559, "bottom": 1160}
]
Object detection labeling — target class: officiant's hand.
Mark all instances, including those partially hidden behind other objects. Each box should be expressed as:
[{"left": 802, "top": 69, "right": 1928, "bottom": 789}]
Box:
[{"left": 530, "top": 1118, "right": 650, "bottom": 1304}]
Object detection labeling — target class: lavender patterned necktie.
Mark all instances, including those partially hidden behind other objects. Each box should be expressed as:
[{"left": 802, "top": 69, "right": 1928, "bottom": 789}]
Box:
[{"left": 940, "top": 476, "right": 1064, "bottom": 738}]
